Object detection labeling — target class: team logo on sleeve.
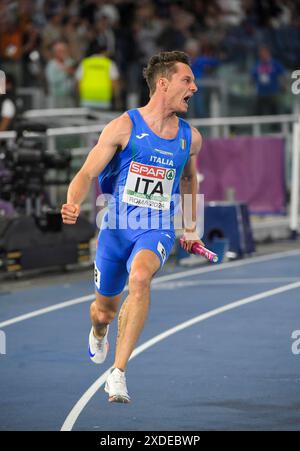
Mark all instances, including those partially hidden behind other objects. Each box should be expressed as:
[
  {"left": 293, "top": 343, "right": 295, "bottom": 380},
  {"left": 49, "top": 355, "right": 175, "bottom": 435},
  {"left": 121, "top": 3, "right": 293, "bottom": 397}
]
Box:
[{"left": 122, "top": 161, "right": 176, "bottom": 210}]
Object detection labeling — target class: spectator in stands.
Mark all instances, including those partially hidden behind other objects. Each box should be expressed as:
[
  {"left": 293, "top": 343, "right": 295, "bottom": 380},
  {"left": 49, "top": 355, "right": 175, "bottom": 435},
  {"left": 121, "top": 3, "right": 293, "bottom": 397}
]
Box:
[
  {"left": 135, "top": 1, "right": 163, "bottom": 57},
  {"left": 63, "top": 15, "right": 90, "bottom": 64},
  {"left": 45, "top": 41, "right": 76, "bottom": 108},
  {"left": 80, "top": 0, "right": 100, "bottom": 25},
  {"left": 0, "top": 74, "right": 17, "bottom": 131},
  {"left": 216, "top": 0, "right": 244, "bottom": 27},
  {"left": 251, "top": 45, "right": 286, "bottom": 115},
  {"left": 42, "top": 11, "right": 64, "bottom": 62},
  {"left": 203, "top": 1, "right": 223, "bottom": 29},
  {"left": 76, "top": 42, "right": 121, "bottom": 110},
  {"left": 132, "top": 1, "right": 164, "bottom": 105},
  {"left": 185, "top": 39, "right": 220, "bottom": 117},
  {"left": 92, "top": 14, "right": 116, "bottom": 58},
  {"left": 0, "top": 17, "right": 23, "bottom": 86},
  {"left": 21, "top": 20, "right": 42, "bottom": 87},
  {"left": 158, "top": 3, "right": 192, "bottom": 52}
]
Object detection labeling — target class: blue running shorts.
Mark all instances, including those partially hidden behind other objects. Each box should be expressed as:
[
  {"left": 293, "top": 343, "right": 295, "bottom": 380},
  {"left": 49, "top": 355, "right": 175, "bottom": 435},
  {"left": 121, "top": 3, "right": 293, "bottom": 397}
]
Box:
[{"left": 94, "top": 227, "right": 175, "bottom": 296}]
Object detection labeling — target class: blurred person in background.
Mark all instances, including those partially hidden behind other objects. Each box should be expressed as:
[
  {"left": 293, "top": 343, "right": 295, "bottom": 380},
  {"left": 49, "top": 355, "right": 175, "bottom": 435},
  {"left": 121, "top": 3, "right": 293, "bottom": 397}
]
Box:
[
  {"left": 63, "top": 15, "right": 90, "bottom": 65},
  {"left": 79, "top": 0, "right": 103, "bottom": 25},
  {"left": 0, "top": 73, "right": 18, "bottom": 131},
  {"left": 185, "top": 39, "right": 220, "bottom": 117},
  {"left": 42, "top": 11, "right": 64, "bottom": 62},
  {"left": 92, "top": 13, "right": 117, "bottom": 58},
  {"left": 21, "top": 20, "right": 42, "bottom": 87},
  {"left": 158, "top": 3, "right": 193, "bottom": 52},
  {"left": 45, "top": 40, "right": 76, "bottom": 108},
  {"left": 0, "top": 17, "right": 23, "bottom": 86},
  {"left": 132, "top": 1, "right": 164, "bottom": 105},
  {"left": 76, "top": 42, "right": 121, "bottom": 111},
  {"left": 97, "top": 2, "right": 120, "bottom": 28},
  {"left": 251, "top": 45, "right": 286, "bottom": 115},
  {"left": 134, "top": 1, "right": 163, "bottom": 62},
  {"left": 216, "top": 0, "right": 244, "bottom": 27}
]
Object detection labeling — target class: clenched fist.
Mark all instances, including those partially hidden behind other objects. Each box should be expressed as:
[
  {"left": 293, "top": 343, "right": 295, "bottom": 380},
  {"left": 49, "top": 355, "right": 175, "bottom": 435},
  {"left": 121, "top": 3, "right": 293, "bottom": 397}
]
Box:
[{"left": 61, "top": 203, "right": 80, "bottom": 224}]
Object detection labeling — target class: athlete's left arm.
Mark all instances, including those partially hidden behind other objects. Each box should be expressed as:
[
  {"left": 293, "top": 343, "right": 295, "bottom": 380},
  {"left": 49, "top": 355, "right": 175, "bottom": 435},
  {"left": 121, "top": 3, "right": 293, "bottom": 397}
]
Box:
[{"left": 180, "top": 127, "right": 204, "bottom": 252}]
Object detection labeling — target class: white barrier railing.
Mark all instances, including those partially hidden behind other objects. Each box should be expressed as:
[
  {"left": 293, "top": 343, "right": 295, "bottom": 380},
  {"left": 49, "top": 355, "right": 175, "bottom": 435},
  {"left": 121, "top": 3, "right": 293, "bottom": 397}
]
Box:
[
  {"left": 0, "top": 111, "right": 299, "bottom": 236},
  {"left": 17, "top": 87, "right": 45, "bottom": 110}
]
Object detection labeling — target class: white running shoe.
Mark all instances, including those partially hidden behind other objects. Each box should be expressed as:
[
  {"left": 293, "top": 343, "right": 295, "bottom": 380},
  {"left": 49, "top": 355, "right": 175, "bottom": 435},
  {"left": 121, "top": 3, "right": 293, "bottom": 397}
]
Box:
[
  {"left": 104, "top": 368, "right": 131, "bottom": 403},
  {"left": 88, "top": 325, "right": 109, "bottom": 364}
]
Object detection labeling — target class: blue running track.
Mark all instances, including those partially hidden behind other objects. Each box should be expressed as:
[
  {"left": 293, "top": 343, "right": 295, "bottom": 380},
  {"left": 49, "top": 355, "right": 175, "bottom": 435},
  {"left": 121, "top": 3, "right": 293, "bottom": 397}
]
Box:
[{"left": 1, "top": 250, "right": 300, "bottom": 431}]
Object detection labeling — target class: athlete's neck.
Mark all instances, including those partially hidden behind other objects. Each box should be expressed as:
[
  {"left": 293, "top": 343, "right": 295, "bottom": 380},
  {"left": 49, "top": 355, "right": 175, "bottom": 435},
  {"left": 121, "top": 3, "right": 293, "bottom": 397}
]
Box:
[{"left": 139, "top": 97, "right": 178, "bottom": 133}]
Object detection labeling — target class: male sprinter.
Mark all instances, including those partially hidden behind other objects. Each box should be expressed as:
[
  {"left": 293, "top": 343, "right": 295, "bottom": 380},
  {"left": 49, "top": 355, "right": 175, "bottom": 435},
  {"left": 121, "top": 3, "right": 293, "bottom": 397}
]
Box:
[{"left": 61, "top": 51, "right": 203, "bottom": 403}]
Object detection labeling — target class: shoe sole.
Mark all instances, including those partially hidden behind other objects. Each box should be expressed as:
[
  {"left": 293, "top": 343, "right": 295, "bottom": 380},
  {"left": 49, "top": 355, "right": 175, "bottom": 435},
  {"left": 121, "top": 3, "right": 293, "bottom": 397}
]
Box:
[
  {"left": 108, "top": 395, "right": 131, "bottom": 403},
  {"left": 104, "top": 382, "right": 131, "bottom": 403}
]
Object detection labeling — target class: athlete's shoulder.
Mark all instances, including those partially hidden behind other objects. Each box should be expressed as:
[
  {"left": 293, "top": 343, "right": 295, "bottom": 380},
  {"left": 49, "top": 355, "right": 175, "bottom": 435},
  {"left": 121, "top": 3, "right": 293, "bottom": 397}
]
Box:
[
  {"left": 106, "top": 112, "right": 132, "bottom": 133},
  {"left": 102, "top": 112, "right": 132, "bottom": 148},
  {"left": 179, "top": 118, "right": 201, "bottom": 138}
]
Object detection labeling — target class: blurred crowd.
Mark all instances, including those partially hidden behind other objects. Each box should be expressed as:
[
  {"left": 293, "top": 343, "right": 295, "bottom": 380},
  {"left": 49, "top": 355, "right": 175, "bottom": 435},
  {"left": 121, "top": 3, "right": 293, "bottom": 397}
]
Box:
[{"left": 1, "top": 0, "right": 300, "bottom": 119}]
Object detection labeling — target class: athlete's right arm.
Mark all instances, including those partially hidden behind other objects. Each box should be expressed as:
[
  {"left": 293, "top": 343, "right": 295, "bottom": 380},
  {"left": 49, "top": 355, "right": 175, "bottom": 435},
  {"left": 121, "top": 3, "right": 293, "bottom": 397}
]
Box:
[{"left": 61, "top": 113, "right": 131, "bottom": 224}]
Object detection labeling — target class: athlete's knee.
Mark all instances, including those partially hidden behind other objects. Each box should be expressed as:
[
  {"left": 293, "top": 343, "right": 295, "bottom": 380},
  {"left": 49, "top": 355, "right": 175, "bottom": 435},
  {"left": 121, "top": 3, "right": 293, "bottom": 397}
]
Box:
[
  {"left": 129, "top": 267, "right": 153, "bottom": 294},
  {"left": 90, "top": 302, "right": 117, "bottom": 325}
]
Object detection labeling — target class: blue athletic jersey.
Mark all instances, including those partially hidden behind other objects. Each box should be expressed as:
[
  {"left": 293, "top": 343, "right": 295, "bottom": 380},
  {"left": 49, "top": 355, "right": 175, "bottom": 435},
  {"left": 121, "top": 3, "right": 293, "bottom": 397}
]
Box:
[{"left": 98, "top": 108, "right": 192, "bottom": 230}]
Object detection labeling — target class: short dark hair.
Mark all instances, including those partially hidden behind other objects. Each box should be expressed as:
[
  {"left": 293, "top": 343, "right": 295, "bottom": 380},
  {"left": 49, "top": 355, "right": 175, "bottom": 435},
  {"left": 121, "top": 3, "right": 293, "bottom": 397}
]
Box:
[
  {"left": 86, "top": 39, "right": 107, "bottom": 57},
  {"left": 143, "top": 51, "right": 190, "bottom": 95}
]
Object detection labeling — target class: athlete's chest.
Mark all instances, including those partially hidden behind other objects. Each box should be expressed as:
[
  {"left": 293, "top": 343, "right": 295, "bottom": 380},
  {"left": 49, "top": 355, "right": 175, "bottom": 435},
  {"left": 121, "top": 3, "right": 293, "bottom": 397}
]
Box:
[
  {"left": 121, "top": 132, "right": 188, "bottom": 210},
  {"left": 130, "top": 134, "right": 188, "bottom": 170}
]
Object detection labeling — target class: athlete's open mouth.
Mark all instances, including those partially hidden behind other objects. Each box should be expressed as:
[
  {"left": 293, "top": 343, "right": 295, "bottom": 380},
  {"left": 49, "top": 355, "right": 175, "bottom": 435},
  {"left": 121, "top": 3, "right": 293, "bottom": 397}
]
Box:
[{"left": 183, "top": 95, "right": 191, "bottom": 105}]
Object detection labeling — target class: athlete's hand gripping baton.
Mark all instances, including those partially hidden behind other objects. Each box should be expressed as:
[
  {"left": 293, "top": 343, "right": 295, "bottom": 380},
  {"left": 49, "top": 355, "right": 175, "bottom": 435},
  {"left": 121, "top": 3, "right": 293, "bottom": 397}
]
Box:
[{"left": 180, "top": 238, "right": 219, "bottom": 263}]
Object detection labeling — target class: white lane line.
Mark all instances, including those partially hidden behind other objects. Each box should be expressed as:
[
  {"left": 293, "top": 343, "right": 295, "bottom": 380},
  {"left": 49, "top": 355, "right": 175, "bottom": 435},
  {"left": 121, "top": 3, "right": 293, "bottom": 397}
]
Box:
[
  {"left": 61, "top": 279, "right": 300, "bottom": 431},
  {"left": 153, "top": 277, "right": 300, "bottom": 289},
  {"left": 0, "top": 294, "right": 95, "bottom": 328},
  {"left": 1, "top": 248, "right": 300, "bottom": 329}
]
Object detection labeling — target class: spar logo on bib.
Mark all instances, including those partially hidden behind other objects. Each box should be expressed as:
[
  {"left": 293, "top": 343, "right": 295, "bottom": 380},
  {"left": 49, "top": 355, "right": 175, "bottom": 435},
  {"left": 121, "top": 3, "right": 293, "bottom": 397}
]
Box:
[
  {"left": 166, "top": 169, "right": 175, "bottom": 180},
  {"left": 123, "top": 161, "right": 176, "bottom": 210}
]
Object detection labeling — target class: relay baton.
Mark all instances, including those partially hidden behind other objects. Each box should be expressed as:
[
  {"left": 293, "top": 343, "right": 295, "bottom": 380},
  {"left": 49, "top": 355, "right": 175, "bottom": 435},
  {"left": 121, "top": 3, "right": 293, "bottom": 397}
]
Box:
[{"left": 180, "top": 238, "right": 219, "bottom": 263}]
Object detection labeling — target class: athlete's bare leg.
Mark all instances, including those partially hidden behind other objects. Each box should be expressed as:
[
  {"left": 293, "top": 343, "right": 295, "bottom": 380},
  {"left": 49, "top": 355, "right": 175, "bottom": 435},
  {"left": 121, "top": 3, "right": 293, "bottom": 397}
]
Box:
[
  {"left": 90, "top": 292, "right": 122, "bottom": 339},
  {"left": 113, "top": 249, "right": 160, "bottom": 371}
]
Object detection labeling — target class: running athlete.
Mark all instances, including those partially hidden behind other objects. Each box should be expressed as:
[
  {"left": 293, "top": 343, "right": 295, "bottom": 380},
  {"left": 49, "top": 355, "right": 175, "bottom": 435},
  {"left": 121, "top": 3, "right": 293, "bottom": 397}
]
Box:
[{"left": 61, "top": 51, "right": 203, "bottom": 403}]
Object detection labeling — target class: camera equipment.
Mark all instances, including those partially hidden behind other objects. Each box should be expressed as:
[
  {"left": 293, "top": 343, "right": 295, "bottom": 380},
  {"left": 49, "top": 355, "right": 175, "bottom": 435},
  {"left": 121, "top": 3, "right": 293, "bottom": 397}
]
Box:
[
  {"left": 0, "top": 121, "right": 71, "bottom": 215},
  {"left": 0, "top": 121, "right": 95, "bottom": 274}
]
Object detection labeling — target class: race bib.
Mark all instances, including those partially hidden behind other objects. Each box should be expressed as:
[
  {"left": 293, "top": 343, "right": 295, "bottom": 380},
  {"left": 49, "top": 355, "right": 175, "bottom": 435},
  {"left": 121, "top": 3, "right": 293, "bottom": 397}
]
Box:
[{"left": 122, "top": 161, "right": 176, "bottom": 210}]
